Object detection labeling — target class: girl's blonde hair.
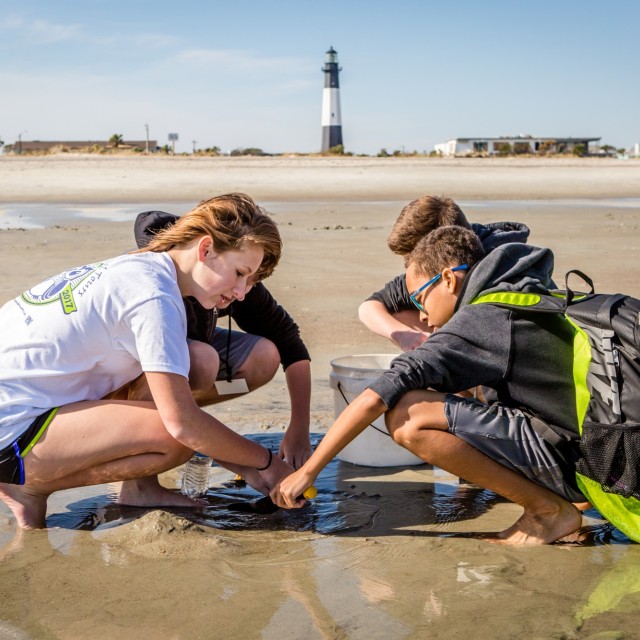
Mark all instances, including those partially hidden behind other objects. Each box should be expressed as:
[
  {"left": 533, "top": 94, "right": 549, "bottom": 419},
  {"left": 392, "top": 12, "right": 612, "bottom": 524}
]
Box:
[{"left": 140, "top": 193, "right": 281, "bottom": 280}]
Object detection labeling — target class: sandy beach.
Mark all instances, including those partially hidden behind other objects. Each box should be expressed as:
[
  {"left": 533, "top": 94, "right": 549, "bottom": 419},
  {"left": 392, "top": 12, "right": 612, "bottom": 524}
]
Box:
[
  {"left": 1, "top": 155, "right": 640, "bottom": 639},
  {"left": 2, "top": 154, "right": 640, "bottom": 203}
]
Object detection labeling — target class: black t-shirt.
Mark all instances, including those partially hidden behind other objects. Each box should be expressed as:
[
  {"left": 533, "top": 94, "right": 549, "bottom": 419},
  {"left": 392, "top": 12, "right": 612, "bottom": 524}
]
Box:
[{"left": 134, "top": 211, "right": 310, "bottom": 369}]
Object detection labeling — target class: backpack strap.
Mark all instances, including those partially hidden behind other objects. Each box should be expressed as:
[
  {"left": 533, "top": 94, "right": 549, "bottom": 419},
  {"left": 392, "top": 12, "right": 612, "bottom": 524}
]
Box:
[
  {"left": 595, "top": 293, "right": 626, "bottom": 327},
  {"left": 564, "top": 269, "right": 594, "bottom": 307},
  {"left": 470, "top": 290, "right": 563, "bottom": 313}
]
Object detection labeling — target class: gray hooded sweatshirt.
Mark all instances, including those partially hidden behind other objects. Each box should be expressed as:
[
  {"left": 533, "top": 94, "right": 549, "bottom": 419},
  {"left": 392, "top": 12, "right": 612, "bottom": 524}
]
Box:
[{"left": 368, "top": 243, "right": 580, "bottom": 442}]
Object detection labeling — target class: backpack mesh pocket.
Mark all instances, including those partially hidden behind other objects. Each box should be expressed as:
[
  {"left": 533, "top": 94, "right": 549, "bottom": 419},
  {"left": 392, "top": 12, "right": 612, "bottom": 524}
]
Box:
[{"left": 576, "top": 422, "right": 640, "bottom": 500}]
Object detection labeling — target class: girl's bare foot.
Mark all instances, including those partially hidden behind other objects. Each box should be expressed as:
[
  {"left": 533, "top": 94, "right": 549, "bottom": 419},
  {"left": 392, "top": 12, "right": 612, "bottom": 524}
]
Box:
[
  {"left": 116, "top": 476, "right": 204, "bottom": 508},
  {"left": 487, "top": 500, "right": 583, "bottom": 545},
  {"left": 0, "top": 483, "right": 48, "bottom": 529}
]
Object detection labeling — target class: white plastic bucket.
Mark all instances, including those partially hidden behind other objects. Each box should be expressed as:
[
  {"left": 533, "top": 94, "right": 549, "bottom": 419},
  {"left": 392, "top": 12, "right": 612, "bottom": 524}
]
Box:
[{"left": 329, "top": 354, "right": 424, "bottom": 467}]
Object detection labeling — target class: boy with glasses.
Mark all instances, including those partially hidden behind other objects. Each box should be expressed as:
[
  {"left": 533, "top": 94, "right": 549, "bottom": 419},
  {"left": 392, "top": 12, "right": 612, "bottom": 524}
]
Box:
[{"left": 273, "top": 225, "right": 589, "bottom": 545}]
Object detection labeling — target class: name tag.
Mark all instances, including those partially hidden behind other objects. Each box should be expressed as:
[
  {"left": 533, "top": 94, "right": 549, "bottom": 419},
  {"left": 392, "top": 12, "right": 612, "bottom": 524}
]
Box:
[{"left": 214, "top": 378, "right": 250, "bottom": 395}]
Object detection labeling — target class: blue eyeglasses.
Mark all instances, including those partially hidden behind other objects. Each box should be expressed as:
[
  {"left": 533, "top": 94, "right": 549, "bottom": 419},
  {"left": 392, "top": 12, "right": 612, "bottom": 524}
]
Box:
[{"left": 409, "top": 264, "right": 468, "bottom": 312}]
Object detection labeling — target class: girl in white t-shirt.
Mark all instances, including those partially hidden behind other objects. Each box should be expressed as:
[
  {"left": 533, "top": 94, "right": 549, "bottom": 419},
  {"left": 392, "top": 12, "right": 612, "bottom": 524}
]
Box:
[{"left": 0, "top": 193, "right": 291, "bottom": 529}]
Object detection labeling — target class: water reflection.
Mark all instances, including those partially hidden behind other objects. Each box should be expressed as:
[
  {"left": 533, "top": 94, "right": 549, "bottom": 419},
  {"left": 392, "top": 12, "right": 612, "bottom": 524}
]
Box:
[
  {"left": 0, "top": 203, "right": 149, "bottom": 229},
  {"left": 3, "top": 198, "right": 640, "bottom": 229},
  {"left": 27, "top": 433, "right": 633, "bottom": 545},
  {"left": 37, "top": 433, "right": 502, "bottom": 537},
  {"left": 1, "top": 431, "right": 639, "bottom": 640},
  {"left": 575, "top": 546, "right": 640, "bottom": 628}
]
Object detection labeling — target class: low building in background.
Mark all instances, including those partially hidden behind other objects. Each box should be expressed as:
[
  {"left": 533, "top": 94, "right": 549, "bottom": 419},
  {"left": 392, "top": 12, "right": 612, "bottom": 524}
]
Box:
[
  {"left": 434, "top": 135, "right": 601, "bottom": 156},
  {"left": 3, "top": 140, "right": 158, "bottom": 154}
]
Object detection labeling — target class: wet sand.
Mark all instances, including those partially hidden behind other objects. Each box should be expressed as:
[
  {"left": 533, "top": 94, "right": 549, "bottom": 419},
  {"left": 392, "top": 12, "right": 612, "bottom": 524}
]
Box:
[{"left": 1, "top": 156, "right": 640, "bottom": 639}]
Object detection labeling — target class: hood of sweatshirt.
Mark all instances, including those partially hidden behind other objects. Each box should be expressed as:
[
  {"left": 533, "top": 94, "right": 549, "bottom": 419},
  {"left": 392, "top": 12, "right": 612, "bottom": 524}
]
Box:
[
  {"left": 134, "top": 210, "right": 179, "bottom": 248},
  {"left": 456, "top": 242, "right": 554, "bottom": 310},
  {"left": 471, "top": 221, "right": 530, "bottom": 252}
]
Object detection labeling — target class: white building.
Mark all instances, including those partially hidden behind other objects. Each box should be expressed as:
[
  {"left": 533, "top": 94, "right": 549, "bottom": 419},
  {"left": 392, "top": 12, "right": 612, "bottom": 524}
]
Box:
[{"left": 434, "top": 136, "right": 601, "bottom": 156}]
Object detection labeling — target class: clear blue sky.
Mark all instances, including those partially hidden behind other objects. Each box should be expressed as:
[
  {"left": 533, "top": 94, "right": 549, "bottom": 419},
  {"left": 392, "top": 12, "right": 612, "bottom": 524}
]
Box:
[{"left": 1, "top": 0, "right": 638, "bottom": 155}]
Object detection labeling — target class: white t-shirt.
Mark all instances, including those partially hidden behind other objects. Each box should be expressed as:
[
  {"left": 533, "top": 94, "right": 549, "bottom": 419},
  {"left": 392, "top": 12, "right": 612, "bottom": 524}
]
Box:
[{"left": 0, "top": 251, "right": 190, "bottom": 449}]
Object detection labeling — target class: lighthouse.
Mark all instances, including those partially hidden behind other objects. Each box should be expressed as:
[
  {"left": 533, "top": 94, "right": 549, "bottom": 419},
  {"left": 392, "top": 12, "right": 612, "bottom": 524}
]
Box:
[{"left": 321, "top": 46, "right": 343, "bottom": 152}]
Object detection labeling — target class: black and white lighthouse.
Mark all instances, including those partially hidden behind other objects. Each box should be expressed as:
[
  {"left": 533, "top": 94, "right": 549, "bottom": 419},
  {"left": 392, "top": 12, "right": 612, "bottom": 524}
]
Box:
[{"left": 321, "top": 46, "right": 343, "bottom": 152}]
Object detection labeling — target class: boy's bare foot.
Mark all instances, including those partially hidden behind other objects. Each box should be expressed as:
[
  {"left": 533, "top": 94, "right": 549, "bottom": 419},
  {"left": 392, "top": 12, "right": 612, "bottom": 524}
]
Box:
[
  {"left": 116, "top": 476, "right": 204, "bottom": 508},
  {"left": 0, "top": 483, "right": 48, "bottom": 529},
  {"left": 487, "top": 500, "right": 583, "bottom": 545}
]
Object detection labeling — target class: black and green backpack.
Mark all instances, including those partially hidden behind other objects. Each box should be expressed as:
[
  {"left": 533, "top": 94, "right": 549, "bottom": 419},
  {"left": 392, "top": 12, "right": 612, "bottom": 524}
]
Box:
[{"left": 471, "top": 270, "right": 640, "bottom": 541}]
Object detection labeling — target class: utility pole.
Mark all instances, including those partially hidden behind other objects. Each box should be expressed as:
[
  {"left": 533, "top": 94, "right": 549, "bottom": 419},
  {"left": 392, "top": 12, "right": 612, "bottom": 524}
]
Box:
[
  {"left": 145, "top": 124, "right": 150, "bottom": 153},
  {"left": 18, "top": 131, "right": 27, "bottom": 154}
]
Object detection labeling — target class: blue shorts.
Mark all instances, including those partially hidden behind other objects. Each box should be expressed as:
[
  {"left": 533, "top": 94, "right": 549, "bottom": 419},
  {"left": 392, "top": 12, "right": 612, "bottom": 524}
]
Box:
[
  {"left": 444, "top": 395, "right": 584, "bottom": 502},
  {"left": 0, "top": 408, "right": 58, "bottom": 485},
  {"left": 210, "top": 328, "right": 261, "bottom": 381}
]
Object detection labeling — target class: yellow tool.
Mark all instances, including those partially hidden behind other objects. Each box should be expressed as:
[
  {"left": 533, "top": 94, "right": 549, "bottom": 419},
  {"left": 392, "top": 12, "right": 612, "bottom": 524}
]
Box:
[{"left": 229, "top": 486, "right": 318, "bottom": 514}]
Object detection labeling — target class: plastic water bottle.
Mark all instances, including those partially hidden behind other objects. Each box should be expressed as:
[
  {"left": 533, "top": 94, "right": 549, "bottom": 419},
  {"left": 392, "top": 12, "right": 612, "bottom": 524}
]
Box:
[{"left": 180, "top": 452, "right": 212, "bottom": 498}]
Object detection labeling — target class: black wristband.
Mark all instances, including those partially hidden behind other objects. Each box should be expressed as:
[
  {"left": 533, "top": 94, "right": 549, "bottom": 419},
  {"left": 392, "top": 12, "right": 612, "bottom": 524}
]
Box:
[{"left": 256, "top": 448, "right": 273, "bottom": 471}]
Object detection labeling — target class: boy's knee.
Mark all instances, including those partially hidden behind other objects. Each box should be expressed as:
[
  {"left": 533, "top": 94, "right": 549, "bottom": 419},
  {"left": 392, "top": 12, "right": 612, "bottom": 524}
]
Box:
[
  {"left": 242, "top": 339, "right": 280, "bottom": 386},
  {"left": 385, "top": 391, "right": 420, "bottom": 435},
  {"left": 188, "top": 341, "right": 220, "bottom": 395},
  {"left": 255, "top": 338, "right": 280, "bottom": 370},
  {"left": 385, "top": 391, "right": 448, "bottom": 449},
  {"left": 385, "top": 406, "right": 401, "bottom": 439},
  {"left": 386, "top": 408, "right": 419, "bottom": 449},
  {"left": 385, "top": 403, "right": 419, "bottom": 448}
]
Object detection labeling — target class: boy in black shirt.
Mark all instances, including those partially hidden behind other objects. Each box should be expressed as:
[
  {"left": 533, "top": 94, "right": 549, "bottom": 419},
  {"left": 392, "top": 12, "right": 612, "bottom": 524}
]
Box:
[
  {"left": 132, "top": 208, "right": 312, "bottom": 469},
  {"left": 359, "top": 195, "right": 530, "bottom": 351}
]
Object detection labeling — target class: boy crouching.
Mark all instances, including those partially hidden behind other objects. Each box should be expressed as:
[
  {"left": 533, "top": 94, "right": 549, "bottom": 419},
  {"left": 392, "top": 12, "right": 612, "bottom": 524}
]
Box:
[{"left": 273, "top": 225, "right": 587, "bottom": 545}]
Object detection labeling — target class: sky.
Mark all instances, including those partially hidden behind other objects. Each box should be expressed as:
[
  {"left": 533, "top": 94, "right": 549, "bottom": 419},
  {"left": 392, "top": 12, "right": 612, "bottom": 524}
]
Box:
[{"left": 1, "top": 0, "right": 638, "bottom": 155}]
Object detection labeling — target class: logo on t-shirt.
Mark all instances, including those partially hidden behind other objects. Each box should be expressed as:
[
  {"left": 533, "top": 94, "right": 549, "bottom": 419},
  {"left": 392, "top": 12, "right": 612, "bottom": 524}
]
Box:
[{"left": 21, "top": 262, "right": 107, "bottom": 314}]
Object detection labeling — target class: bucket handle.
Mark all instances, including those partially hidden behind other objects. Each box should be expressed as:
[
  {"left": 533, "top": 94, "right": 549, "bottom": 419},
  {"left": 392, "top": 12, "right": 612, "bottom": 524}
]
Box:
[{"left": 336, "top": 382, "right": 392, "bottom": 438}]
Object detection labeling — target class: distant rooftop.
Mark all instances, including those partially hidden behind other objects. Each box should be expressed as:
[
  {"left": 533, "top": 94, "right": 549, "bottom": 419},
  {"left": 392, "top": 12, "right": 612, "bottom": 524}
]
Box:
[
  {"left": 451, "top": 136, "right": 600, "bottom": 143},
  {"left": 434, "top": 135, "right": 602, "bottom": 156}
]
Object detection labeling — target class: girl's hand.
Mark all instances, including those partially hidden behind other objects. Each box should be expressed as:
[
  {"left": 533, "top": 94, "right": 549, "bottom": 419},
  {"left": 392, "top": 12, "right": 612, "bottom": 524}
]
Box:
[
  {"left": 221, "top": 454, "right": 293, "bottom": 496},
  {"left": 257, "top": 452, "right": 294, "bottom": 492}
]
